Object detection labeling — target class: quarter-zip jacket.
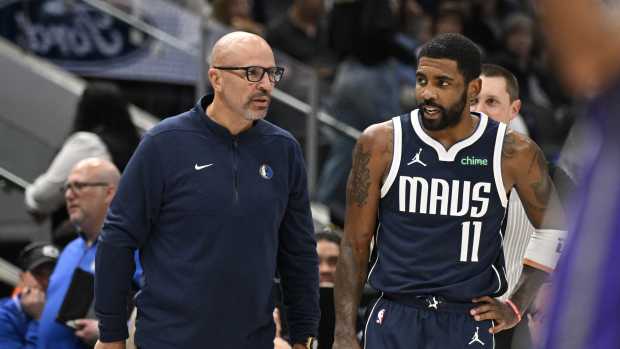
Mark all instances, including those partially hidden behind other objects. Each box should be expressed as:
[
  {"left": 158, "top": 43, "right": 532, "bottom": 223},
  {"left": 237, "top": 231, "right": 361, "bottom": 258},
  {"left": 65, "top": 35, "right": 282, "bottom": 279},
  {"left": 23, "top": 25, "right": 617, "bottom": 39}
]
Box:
[{"left": 95, "top": 95, "right": 319, "bottom": 348}]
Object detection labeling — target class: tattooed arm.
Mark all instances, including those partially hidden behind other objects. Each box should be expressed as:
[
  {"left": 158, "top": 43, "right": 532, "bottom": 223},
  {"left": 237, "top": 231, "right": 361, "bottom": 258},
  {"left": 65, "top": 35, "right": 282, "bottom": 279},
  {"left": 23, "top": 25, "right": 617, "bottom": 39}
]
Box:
[
  {"left": 471, "top": 130, "right": 565, "bottom": 333},
  {"left": 333, "top": 122, "right": 393, "bottom": 349},
  {"left": 502, "top": 129, "right": 565, "bottom": 231}
]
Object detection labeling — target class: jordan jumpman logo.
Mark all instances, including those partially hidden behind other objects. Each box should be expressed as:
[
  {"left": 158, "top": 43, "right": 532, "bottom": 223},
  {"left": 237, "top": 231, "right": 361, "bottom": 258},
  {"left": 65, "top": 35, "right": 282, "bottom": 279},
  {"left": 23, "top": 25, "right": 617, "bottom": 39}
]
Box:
[
  {"left": 407, "top": 148, "right": 427, "bottom": 166},
  {"left": 468, "top": 327, "right": 485, "bottom": 346},
  {"left": 427, "top": 297, "right": 440, "bottom": 310}
]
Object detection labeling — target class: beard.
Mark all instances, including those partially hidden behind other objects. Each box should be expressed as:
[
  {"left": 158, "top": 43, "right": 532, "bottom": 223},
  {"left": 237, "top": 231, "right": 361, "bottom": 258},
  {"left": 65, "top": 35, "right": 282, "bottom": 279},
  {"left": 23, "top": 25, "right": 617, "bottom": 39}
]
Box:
[
  {"left": 221, "top": 91, "right": 270, "bottom": 121},
  {"left": 418, "top": 90, "right": 468, "bottom": 131},
  {"left": 243, "top": 109, "right": 267, "bottom": 121},
  {"left": 242, "top": 92, "right": 270, "bottom": 121}
]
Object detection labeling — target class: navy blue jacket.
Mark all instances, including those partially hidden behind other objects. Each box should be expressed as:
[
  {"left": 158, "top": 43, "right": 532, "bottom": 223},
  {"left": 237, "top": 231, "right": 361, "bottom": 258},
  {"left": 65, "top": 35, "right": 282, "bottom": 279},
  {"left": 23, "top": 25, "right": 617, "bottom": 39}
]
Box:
[{"left": 95, "top": 95, "right": 320, "bottom": 348}]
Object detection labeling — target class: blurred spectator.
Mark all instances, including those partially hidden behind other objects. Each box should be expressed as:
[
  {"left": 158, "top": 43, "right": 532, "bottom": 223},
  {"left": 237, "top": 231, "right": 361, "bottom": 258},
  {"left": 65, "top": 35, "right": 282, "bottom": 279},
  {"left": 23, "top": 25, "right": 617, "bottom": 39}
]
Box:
[
  {"left": 433, "top": 7, "right": 465, "bottom": 36},
  {"left": 328, "top": 0, "right": 416, "bottom": 66},
  {"left": 317, "top": 230, "right": 341, "bottom": 349},
  {"left": 316, "top": 230, "right": 341, "bottom": 288},
  {"left": 488, "top": 13, "right": 573, "bottom": 158},
  {"left": 488, "top": 13, "right": 562, "bottom": 108},
  {"left": 263, "top": 0, "right": 335, "bottom": 143},
  {"left": 210, "top": 0, "right": 265, "bottom": 36},
  {"left": 260, "top": 0, "right": 291, "bottom": 25},
  {"left": 317, "top": 0, "right": 416, "bottom": 224},
  {"left": 275, "top": 229, "right": 342, "bottom": 348},
  {"left": 490, "top": 13, "right": 536, "bottom": 88},
  {"left": 266, "top": 0, "right": 335, "bottom": 77},
  {"left": 464, "top": 0, "right": 503, "bottom": 54},
  {"left": 37, "top": 158, "right": 140, "bottom": 349},
  {"left": 0, "top": 242, "right": 59, "bottom": 349},
  {"left": 404, "top": 13, "right": 433, "bottom": 52},
  {"left": 395, "top": 0, "right": 427, "bottom": 42},
  {"left": 249, "top": 0, "right": 268, "bottom": 25},
  {"left": 24, "top": 82, "right": 140, "bottom": 246}
]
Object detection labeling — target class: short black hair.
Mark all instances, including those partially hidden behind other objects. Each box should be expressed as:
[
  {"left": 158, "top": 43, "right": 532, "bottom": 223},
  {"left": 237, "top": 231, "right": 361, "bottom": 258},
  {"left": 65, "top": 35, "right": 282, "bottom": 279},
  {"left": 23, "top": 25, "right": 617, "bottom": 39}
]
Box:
[
  {"left": 481, "top": 63, "right": 520, "bottom": 101},
  {"left": 315, "top": 230, "right": 341, "bottom": 246},
  {"left": 418, "top": 33, "right": 482, "bottom": 84}
]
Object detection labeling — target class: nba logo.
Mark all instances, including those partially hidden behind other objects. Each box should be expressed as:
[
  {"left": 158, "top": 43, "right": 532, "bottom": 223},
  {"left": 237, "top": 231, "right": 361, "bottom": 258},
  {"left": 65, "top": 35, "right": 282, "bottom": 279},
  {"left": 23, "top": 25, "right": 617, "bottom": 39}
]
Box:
[{"left": 376, "top": 309, "right": 385, "bottom": 325}]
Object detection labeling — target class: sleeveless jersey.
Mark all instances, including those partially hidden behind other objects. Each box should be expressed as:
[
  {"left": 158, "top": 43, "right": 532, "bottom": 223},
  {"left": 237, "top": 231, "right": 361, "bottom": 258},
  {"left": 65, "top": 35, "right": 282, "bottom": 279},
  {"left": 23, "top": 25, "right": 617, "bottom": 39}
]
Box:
[{"left": 368, "top": 110, "right": 509, "bottom": 301}]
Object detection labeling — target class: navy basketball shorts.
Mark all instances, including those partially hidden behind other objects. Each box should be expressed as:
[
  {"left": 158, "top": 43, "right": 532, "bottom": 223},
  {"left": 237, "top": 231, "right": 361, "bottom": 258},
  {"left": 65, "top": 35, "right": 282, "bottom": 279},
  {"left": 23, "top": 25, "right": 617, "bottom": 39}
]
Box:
[{"left": 364, "top": 295, "right": 495, "bottom": 349}]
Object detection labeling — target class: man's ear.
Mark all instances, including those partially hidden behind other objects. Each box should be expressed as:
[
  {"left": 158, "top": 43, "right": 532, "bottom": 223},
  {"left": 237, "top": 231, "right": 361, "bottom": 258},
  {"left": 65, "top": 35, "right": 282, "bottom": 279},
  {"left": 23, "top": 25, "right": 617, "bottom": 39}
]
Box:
[
  {"left": 468, "top": 78, "right": 482, "bottom": 100},
  {"left": 105, "top": 185, "right": 117, "bottom": 205},
  {"left": 208, "top": 68, "right": 222, "bottom": 92},
  {"left": 511, "top": 99, "right": 522, "bottom": 119}
]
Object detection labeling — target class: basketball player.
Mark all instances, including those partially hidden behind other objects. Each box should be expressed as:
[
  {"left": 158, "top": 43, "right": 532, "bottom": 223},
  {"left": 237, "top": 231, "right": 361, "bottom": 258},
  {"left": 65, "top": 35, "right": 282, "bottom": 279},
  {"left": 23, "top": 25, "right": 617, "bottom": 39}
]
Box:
[
  {"left": 332, "top": 33, "right": 565, "bottom": 349},
  {"left": 471, "top": 63, "right": 565, "bottom": 348}
]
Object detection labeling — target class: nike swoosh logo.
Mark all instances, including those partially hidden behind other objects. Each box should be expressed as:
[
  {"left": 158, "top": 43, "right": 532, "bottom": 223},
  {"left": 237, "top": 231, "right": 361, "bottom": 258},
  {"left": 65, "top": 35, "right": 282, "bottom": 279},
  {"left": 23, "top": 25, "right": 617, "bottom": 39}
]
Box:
[{"left": 194, "top": 163, "right": 214, "bottom": 170}]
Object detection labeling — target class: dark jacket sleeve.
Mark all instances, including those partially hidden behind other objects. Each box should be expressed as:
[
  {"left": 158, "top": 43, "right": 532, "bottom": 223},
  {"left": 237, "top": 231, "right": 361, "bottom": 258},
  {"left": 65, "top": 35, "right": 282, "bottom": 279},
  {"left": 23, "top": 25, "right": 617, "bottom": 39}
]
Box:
[
  {"left": 277, "top": 141, "right": 320, "bottom": 344},
  {"left": 95, "top": 134, "right": 164, "bottom": 342}
]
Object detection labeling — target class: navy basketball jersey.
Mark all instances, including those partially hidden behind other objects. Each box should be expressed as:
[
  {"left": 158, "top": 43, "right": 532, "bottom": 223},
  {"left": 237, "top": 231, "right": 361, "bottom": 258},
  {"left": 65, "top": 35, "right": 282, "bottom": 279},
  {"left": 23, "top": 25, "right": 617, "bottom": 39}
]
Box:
[{"left": 368, "top": 110, "right": 509, "bottom": 301}]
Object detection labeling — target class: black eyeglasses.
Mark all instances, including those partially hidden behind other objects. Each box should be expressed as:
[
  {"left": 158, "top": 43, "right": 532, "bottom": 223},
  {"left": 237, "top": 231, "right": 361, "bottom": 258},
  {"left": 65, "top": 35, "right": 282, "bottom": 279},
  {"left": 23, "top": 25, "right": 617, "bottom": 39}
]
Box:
[
  {"left": 61, "top": 181, "right": 109, "bottom": 193},
  {"left": 213, "top": 66, "right": 285, "bottom": 83}
]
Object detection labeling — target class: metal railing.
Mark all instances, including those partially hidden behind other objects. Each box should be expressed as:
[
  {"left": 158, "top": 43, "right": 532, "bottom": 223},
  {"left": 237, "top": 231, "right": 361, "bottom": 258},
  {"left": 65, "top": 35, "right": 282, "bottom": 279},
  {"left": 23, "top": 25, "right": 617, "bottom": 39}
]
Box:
[
  {"left": 0, "top": 165, "right": 28, "bottom": 286},
  {"left": 78, "top": 0, "right": 361, "bottom": 193},
  {"left": 0, "top": 257, "right": 19, "bottom": 286},
  {"left": 0, "top": 165, "right": 30, "bottom": 191}
]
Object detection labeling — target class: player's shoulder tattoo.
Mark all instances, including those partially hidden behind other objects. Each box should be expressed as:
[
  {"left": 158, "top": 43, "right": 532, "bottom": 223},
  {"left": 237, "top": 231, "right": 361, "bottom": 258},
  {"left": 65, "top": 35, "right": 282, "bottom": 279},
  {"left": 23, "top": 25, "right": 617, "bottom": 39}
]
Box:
[
  {"left": 501, "top": 129, "right": 536, "bottom": 160},
  {"left": 347, "top": 140, "right": 372, "bottom": 207},
  {"left": 346, "top": 121, "right": 393, "bottom": 207},
  {"left": 526, "top": 143, "right": 552, "bottom": 212},
  {"left": 502, "top": 129, "right": 519, "bottom": 159}
]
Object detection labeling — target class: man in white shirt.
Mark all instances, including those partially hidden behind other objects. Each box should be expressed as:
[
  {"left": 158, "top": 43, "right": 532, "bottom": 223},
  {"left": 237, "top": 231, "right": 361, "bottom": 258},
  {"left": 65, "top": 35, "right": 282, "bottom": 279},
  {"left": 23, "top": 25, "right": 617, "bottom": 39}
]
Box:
[{"left": 471, "top": 63, "right": 564, "bottom": 349}]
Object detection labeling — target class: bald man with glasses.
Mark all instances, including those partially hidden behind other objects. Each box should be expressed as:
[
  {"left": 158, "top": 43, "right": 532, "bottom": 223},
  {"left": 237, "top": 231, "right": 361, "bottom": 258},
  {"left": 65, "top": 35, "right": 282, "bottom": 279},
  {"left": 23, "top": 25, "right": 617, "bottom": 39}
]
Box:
[
  {"left": 94, "top": 32, "right": 319, "bottom": 349},
  {"left": 38, "top": 158, "right": 121, "bottom": 349}
]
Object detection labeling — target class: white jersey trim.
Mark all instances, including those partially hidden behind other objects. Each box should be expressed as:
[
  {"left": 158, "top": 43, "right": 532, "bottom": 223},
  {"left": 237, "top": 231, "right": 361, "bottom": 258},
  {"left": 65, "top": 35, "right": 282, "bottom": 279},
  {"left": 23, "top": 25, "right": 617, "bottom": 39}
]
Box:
[
  {"left": 492, "top": 265, "right": 502, "bottom": 294},
  {"left": 367, "top": 223, "right": 382, "bottom": 281},
  {"left": 491, "top": 320, "right": 496, "bottom": 349},
  {"left": 363, "top": 293, "right": 384, "bottom": 349},
  {"left": 410, "top": 110, "right": 488, "bottom": 162},
  {"left": 381, "top": 116, "right": 402, "bottom": 198},
  {"left": 493, "top": 123, "right": 508, "bottom": 207}
]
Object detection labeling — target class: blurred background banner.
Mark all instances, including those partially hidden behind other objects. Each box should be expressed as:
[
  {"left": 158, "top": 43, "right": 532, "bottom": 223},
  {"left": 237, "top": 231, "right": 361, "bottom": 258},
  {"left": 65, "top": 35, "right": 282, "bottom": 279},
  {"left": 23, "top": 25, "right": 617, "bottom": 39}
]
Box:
[{"left": 0, "top": 0, "right": 201, "bottom": 84}]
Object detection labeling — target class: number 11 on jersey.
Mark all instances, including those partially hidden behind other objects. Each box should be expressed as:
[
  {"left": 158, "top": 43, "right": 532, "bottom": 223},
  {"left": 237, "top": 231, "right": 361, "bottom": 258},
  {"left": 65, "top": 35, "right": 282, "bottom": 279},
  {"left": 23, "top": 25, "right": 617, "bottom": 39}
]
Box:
[{"left": 460, "top": 221, "right": 482, "bottom": 262}]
